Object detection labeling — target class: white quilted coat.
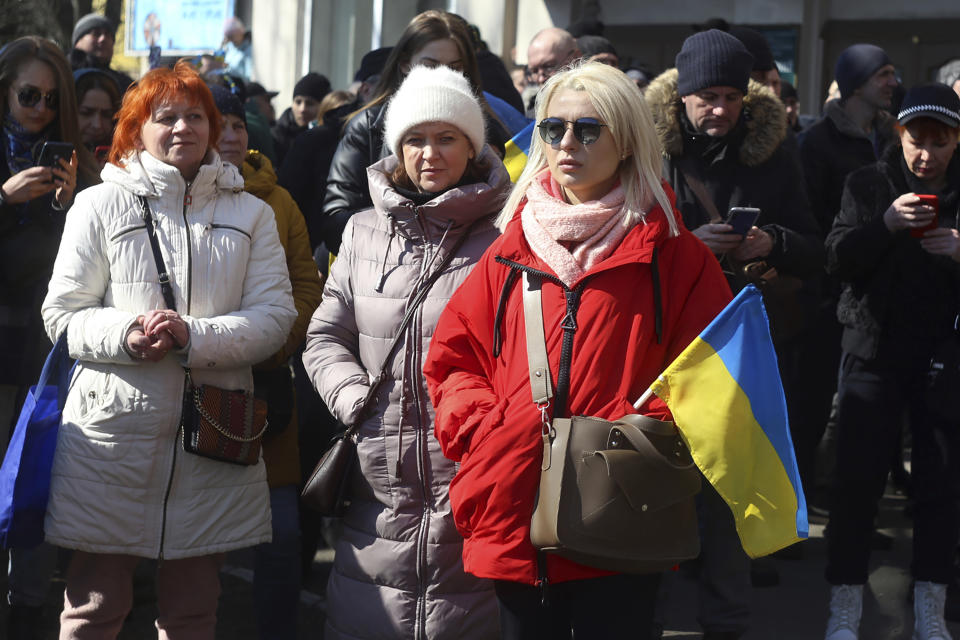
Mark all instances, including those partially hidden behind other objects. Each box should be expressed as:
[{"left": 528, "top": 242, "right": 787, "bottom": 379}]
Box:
[{"left": 41, "top": 150, "right": 296, "bottom": 559}]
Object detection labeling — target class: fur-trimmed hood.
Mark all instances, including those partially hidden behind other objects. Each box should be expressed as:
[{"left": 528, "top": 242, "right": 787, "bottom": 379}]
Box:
[{"left": 646, "top": 68, "right": 787, "bottom": 167}]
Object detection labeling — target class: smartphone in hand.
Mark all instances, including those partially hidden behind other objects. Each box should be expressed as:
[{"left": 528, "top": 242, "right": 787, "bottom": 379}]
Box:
[
  {"left": 911, "top": 194, "right": 938, "bottom": 238},
  {"left": 36, "top": 142, "right": 74, "bottom": 168},
  {"left": 726, "top": 207, "right": 760, "bottom": 236}
]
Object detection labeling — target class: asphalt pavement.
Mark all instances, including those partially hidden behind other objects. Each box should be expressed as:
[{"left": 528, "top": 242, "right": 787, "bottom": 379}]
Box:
[{"left": 2, "top": 481, "right": 958, "bottom": 639}]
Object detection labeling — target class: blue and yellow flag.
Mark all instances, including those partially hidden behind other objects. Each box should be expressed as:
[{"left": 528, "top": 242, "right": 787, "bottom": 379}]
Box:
[
  {"left": 503, "top": 121, "right": 535, "bottom": 183},
  {"left": 647, "top": 285, "right": 808, "bottom": 557}
]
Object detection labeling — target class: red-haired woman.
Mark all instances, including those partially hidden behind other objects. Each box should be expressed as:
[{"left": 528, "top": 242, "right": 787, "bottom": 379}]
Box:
[{"left": 41, "top": 61, "right": 296, "bottom": 638}]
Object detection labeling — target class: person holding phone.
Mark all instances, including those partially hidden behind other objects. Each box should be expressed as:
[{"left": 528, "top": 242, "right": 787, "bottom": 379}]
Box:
[
  {"left": 823, "top": 82, "right": 960, "bottom": 640},
  {"left": 646, "top": 30, "right": 823, "bottom": 639},
  {"left": 74, "top": 68, "right": 121, "bottom": 171},
  {"left": 0, "top": 35, "right": 100, "bottom": 638}
]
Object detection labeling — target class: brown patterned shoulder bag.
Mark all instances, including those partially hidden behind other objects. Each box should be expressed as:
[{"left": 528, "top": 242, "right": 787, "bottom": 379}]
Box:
[{"left": 140, "top": 196, "right": 268, "bottom": 466}]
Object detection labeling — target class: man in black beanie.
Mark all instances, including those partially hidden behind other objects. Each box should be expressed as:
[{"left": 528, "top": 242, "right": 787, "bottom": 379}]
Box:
[
  {"left": 646, "top": 29, "right": 822, "bottom": 640},
  {"left": 791, "top": 45, "right": 899, "bottom": 535},
  {"left": 271, "top": 72, "right": 331, "bottom": 165},
  {"left": 801, "top": 44, "right": 898, "bottom": 238},
  {"left": 68, "top": 12, "right": 134, "bottom": 91}
]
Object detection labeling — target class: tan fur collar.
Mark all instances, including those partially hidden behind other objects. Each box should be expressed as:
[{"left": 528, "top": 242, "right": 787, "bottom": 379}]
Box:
[{"left": 645, "top": 68, "right": 787, "bottom": 167}]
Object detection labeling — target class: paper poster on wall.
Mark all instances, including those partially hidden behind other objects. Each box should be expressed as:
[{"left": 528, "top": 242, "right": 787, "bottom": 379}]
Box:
[{"left": 126, "top": 0, "right": 236, "bottom": 55}]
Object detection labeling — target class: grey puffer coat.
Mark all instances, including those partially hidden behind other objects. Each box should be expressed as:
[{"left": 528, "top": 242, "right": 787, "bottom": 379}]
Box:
[{"left": 302, "top": 147, "right": 510, "bottom": 640}]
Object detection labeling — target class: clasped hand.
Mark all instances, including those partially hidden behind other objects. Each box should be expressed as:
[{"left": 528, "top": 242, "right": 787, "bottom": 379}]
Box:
[{"left": 125, "top": 310, "right": 190, "bottom": 362}]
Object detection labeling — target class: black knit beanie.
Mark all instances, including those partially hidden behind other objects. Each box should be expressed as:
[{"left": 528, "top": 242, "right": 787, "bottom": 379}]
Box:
[
  {"left": 209, "top": 84, "right": 246, "bottom": 124},
  {"left": 729, "top": 26, "right": 775, "bottom": 72},
  {"left": 72, "top": 13, "right": 114, "bottom": 48},
  {"left": 676, "top": 29, "right": 754, "bottom": 96},
  {"left": 834, "top": 44, "right": 891, "bottom": 100},
  {"left": 293, "top": 72, "right": 331, "bottom": 101}
]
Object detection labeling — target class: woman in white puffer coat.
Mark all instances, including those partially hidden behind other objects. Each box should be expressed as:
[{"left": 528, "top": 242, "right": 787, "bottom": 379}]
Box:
[{"left": 41, "top": 62, "right": 296, "bottom": 638}]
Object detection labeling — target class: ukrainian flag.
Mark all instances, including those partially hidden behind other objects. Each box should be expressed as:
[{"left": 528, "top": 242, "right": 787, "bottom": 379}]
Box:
[
  {"left": 642, "top": 285, "right": 808, "bottom": 557},
  {"left": 503, "top": 121, "right": 535, "bottom": 183}
]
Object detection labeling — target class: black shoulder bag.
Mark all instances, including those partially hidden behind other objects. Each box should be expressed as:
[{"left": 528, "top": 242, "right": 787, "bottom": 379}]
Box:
[{"left": 300, "top": 220, "right": 477, "bottom": 515}]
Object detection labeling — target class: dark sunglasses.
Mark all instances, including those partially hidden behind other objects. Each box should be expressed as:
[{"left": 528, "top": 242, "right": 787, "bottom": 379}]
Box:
[
  {"left": 16, "top": 86, "right": 58, "bottom": 110},
  {"left": 537, "top": 117, "right": 607, "bottom": 145}
]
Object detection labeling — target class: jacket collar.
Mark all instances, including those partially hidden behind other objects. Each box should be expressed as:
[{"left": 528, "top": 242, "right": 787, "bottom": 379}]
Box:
[
  {"left": 646, "top": 68, "right": 787, "bottom": 167},
  {"left": 102, "top": 149, "right": 244, "bottom": 200},
  {"left": 365, "top": 145, "right": 512, "bottom": 239},
  {"left": 824, "top": 99, "right": 896, "bottom": 142}
]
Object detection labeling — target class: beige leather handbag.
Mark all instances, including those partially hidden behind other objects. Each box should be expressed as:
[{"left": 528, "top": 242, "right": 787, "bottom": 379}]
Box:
[{"left": 522, "top": 271, "right": 702, "bottom": 573}]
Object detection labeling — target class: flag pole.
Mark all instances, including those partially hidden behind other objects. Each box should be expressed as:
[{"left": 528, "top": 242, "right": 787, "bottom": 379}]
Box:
[{"left": 633, "top": 382, "right": 658, "bottom": 410}]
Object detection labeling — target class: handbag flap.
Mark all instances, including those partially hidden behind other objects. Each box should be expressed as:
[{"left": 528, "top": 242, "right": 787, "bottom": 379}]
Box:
[
  {"left": 590, "top": 417, "right": 700, "bottom": 513},
  {"left": 591, "top": 448, "right": 700, "bottom": 513}
]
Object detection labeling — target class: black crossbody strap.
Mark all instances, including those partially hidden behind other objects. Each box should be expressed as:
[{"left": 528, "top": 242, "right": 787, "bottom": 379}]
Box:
[
  {"left": 345, "top": 219, "right": 479, "bottom": 433},
  {"left": 139, "top": 196, "right": 178, "bottom": 312}
]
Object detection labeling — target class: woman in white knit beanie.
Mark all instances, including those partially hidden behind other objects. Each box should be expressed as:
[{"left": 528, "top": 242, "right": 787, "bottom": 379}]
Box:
[{"left": 302, "top": 64, "right": 512, "bottom": 639}]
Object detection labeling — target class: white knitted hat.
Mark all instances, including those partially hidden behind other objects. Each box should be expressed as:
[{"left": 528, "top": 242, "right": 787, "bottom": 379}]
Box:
[{"left": 383, "top": 65, "right": 485, "bottom": 155}]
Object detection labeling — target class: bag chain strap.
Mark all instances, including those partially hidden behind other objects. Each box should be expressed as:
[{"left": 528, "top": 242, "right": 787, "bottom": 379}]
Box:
[{"left": 192, "top": 385, "right": 270, "bottom": 442}]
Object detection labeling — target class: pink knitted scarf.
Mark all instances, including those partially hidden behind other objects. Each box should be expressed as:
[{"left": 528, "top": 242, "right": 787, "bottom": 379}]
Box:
[{"left": 521, "top": 169, "right": 629, "bottom": 287}]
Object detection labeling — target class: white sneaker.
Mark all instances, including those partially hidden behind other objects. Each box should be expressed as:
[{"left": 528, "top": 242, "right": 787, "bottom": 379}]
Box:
[
  {"left": 825, "top": 584, "right": 863, "bottom": 640},
  {"left": 914, "top": 581, "right": 953, "bottom": 640}
]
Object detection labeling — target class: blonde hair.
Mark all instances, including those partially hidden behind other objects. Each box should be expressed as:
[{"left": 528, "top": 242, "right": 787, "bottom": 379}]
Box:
[{"left": 496, "top": 61, "right": 677, "bottom": 236}]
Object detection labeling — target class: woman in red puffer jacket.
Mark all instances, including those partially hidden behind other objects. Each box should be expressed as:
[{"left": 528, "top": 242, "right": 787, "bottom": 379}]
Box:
[{"left": 424, "top": 61, "right": 732, "bottom": 639}]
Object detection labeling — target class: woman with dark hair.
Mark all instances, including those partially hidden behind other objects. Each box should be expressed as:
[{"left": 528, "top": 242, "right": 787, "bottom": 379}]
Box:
[
  {"left": 0, "top": 34, "right": 100, "bottom": 639},
  {"left": 302, "top": 64, "right": 511, "bottom": 639},
  {"left": 41, "top": 61, "right": 296, "bottom": 638},
  {"left": 73, "top": 68, "right": 121, "bottom": 169},
  {"left": 320, "top": 9, "right": 510, "bottom": 255},
  {"left": 823, "top": 82, "right": 960, "bottom": 640},
  {"left": 0, "top": 35, "right": 99, "bottom": 383}
]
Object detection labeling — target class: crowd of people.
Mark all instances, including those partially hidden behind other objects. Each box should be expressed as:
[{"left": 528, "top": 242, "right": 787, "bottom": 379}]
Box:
[{"left": 1, "top": 7, "right": 959, "bottom": 640}]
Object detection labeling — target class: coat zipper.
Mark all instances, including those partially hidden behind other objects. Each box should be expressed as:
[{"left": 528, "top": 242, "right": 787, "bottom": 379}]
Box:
[
  {"left": 158, "top": 423, "right": 180, "bottom": 561},
  {"left": 158, "top": 181, "right": 194, "bottom": 560},
  {"left": 182, "top": 182, "right": 194, "bottom": 314},
  {"left": 493, "top": 256, "right": 587, "bottom": 604},
  {"left": 210, "top": 223, "right": 251, "bottom": 239},
  {"left": 410, "top": 232, "right": 432, "bottom": 640}
]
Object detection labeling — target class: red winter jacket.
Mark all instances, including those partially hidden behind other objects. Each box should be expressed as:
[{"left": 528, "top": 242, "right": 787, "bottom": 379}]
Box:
[{"left": 424, "top": 191, "right": 732, "bottom": 585}]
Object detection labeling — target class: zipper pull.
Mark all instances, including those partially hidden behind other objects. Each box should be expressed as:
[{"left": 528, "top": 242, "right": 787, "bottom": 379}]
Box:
[{"left": 184, "top": 194, "right": 192, "bottom": 207}]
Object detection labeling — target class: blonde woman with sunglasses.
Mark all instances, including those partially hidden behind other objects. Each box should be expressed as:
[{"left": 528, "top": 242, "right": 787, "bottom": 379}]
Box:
[{"left": 424, "top": 61, "right": 732, "bottom": 638}]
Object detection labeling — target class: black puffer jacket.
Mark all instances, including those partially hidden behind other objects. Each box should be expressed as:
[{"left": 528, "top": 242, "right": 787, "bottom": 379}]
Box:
[
  {"left": 278, "top": 98, "right": 360, "bottom": 250},
  {"left": 0, "top": 146, "right": 65, "bottom": 386},
  {"left": 826, "top": 144, "right": 960, "bottom": 366},
  {"left": 646, "top": 68, "right": 824, "bottom": 340},
  {"left": 320, "top": 103, "right": 510, "bottom": 255}
]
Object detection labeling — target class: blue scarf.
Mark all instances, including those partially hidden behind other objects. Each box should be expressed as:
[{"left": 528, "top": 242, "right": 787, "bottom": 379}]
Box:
[{"left": 3, "top": 112, "right": 46, "bottom": 177}]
